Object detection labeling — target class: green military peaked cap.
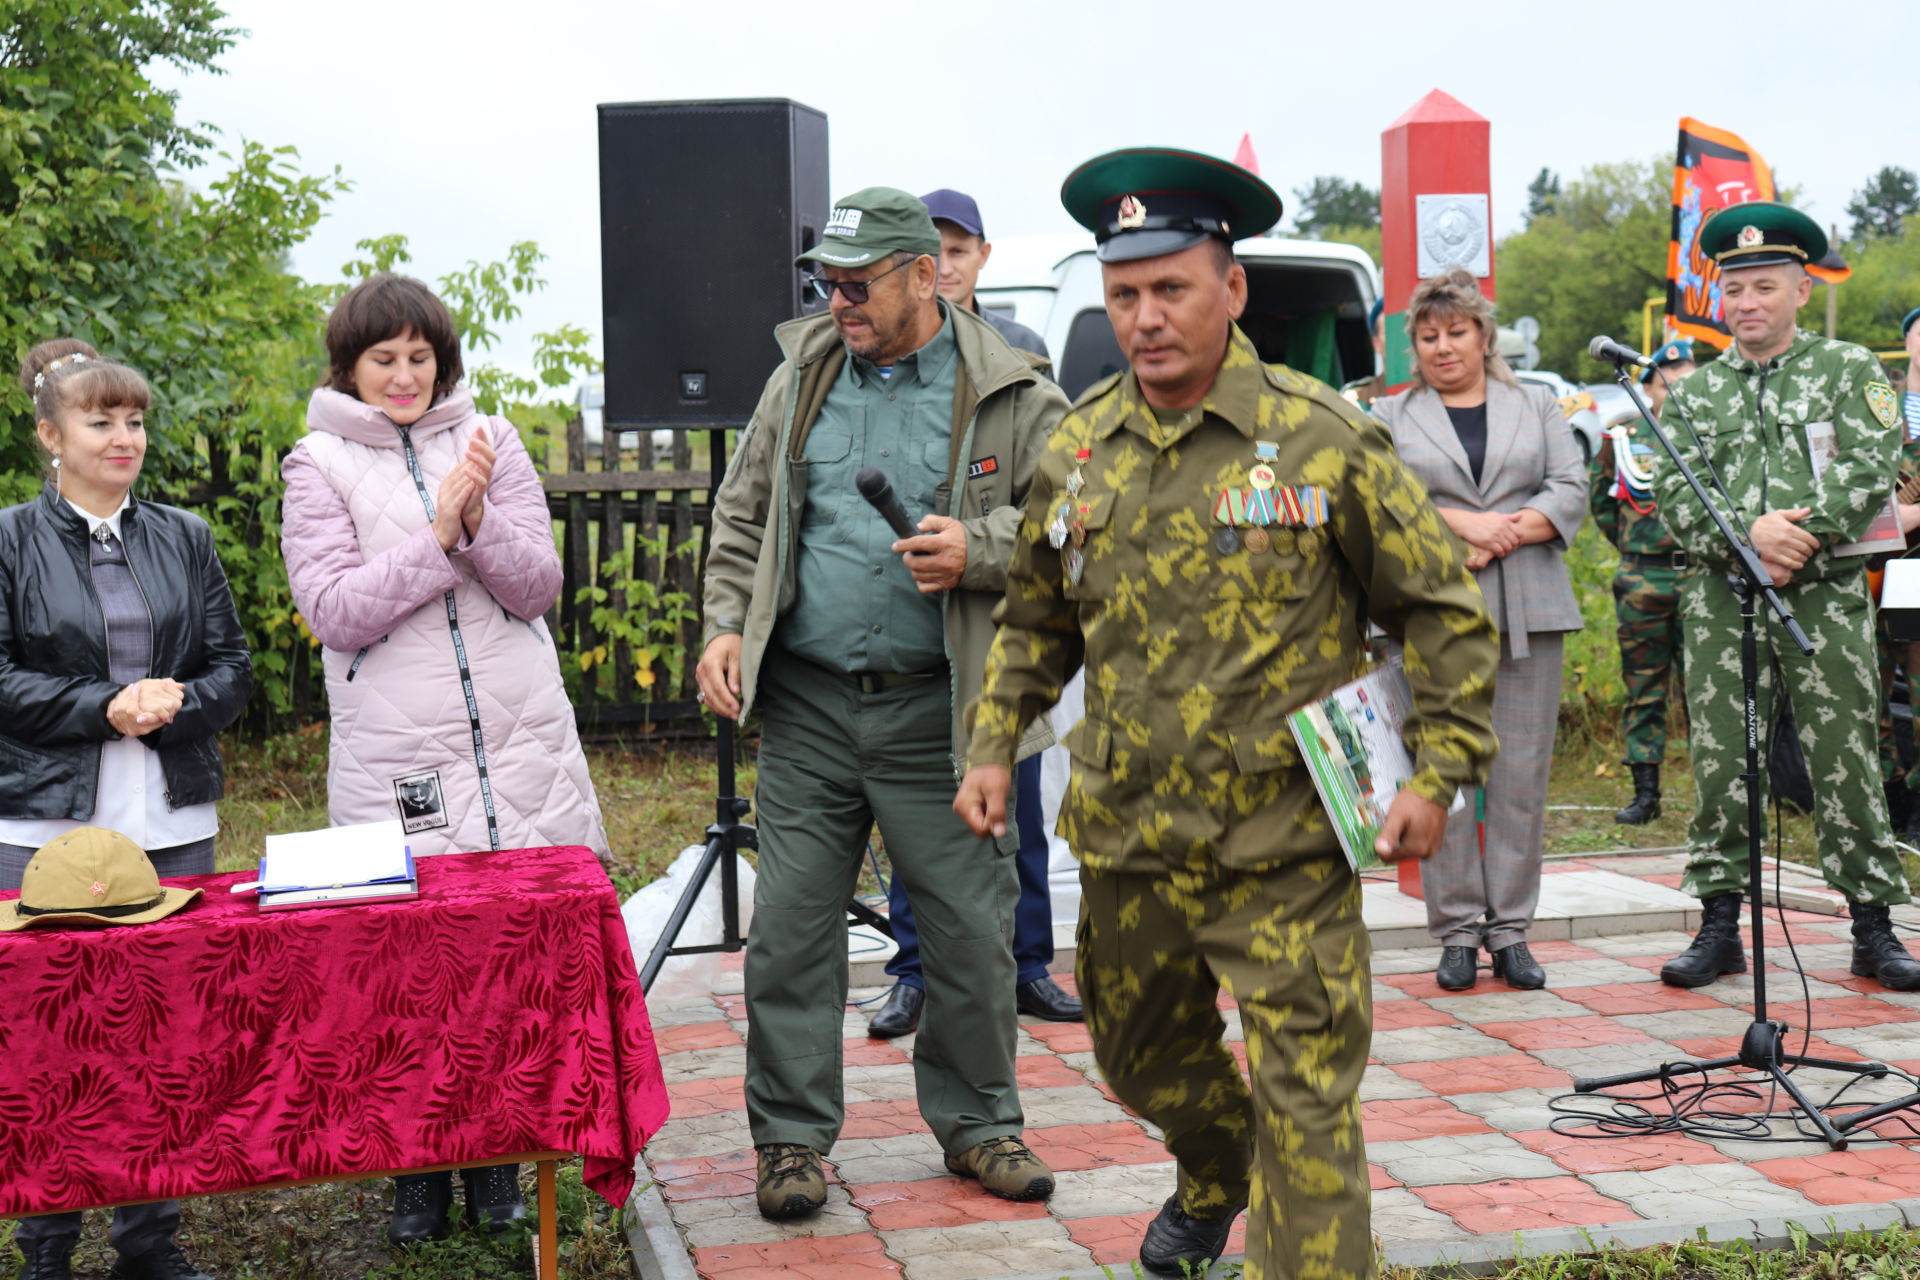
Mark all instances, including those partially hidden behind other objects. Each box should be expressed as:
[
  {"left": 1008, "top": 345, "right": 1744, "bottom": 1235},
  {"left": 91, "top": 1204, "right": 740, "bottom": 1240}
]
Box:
[
  {"left": 1060, "top": 147, "right": 1282, "bottom": 263},
  {"left": 795, "top": 187, "right": 942, "bottom": 270},
  {"left": 1699, "top": 201, "right": 1828, "bottom": 271}
]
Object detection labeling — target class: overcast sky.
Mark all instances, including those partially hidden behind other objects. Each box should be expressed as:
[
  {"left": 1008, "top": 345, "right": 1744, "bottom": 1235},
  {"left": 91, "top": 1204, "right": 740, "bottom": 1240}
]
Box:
[{"left": 159, "top": 0, "right": 1910, "bottom": 382}]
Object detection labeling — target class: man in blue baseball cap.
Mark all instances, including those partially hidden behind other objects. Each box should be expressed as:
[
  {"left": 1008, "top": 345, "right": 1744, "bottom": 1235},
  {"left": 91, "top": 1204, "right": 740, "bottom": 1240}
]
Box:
[{"left": 919, "top": 188, "right": 1050, "bottom": 365}]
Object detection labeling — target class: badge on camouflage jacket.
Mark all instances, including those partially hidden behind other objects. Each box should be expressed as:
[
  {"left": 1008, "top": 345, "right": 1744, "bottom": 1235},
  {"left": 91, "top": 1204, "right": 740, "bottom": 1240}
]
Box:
[{"left": 1867, "top": 381, "right": 1901, "bottom": 431}]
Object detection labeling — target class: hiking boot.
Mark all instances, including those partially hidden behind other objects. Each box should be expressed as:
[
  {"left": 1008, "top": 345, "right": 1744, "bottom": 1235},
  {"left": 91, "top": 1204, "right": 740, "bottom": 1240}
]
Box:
[
  {"left": 1615, "top": 763, "right": 1661, "bottom": 825},
  {"left": 943, "top": 1134, "right": 1054, "bottom": 1201},
  {"left": 755, "top": 1143, "right": 827, "bottom": 1219},
  {"left": 1489, "top": 940, "right": 1546, "bottom": 989},
  {"left": 1435, "top": 945, "right": 1478, "bottom": 991},
  {"left": 1851, "top": 902, "right": 1920, "bottom": 992},
  {"left": 1138, "top": 1196, "right": 1240, "bottom": 1276},
  {"left": 1661, "top": 892, "right": 1747, "bottom": 988},
  {"left": 15, "top": 1238, "right": 74, "bottom": 1280},
  {"left": 107, "top": 1240, "right": 213, "bottom": 1279}
]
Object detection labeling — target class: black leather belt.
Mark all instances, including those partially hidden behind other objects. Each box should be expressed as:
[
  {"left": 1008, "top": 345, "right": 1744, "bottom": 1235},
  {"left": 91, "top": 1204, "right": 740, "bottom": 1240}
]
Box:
[
  {"left": 1623, "top": 550, "right": 1690, "bottom": 570},
  {"left": 835, "top": 668, "right": 947, "bottom": 694}
]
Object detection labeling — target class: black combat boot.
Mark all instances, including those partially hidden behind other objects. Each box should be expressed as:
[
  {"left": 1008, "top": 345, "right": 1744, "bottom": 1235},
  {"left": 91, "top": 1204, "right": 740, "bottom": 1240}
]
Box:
[
  {"left": 1660, "top": 892, "right": 1747, "bottom": 988},
  {"left": 1850, "top": 903, "right": 1920, "bottom": 992},
  {"left": 1614, "top": 763, "right": 1661, "bottom": 825}
]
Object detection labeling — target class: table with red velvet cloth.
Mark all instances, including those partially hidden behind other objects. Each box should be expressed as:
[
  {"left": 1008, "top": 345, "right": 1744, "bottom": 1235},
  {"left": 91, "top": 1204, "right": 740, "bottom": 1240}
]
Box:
[{"left": 0, "top": 844, "right": 668, "bottom": 1223}]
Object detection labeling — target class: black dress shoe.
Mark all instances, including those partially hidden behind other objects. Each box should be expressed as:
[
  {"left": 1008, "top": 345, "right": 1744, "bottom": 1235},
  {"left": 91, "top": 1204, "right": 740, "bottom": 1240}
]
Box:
[
  {"left": 1139, "top": 1196, "right": 1240, "bottom": 1276},
  {"left": 107, "top": 1240, "right": 212, "bottom": 1280},
  {"left": 388, "top": 1170, "right": 453, "bottom": 1245},
  {"left": 15, "top": 1238, "right": 74, "bottom": 1280},
  {"left": 1435, "top": 945, "right": 1478, "bottom": 991},
  {"left": 1015, "top": 976, "right": 1084, "bottom": 1022},
  {"left": 1489, "top": 940, "right": 1546, "bottom": 989},
  {"left": 867, "top": 982, "right": 923, "bottom": 1038},
  {"left": 462, "top": 1163, "right": 528, "bottom": 1233}
]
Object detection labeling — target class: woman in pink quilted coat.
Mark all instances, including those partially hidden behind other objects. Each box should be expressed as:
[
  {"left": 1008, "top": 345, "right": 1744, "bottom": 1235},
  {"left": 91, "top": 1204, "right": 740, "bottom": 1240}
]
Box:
[{"left": 280, "top": 274, "right": 610, "bottom": 1244}]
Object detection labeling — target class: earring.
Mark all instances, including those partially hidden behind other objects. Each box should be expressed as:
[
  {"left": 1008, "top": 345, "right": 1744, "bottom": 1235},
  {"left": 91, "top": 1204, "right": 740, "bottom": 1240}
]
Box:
[{"left": 52, "top": 454, "right": 62, "bottom": 497}]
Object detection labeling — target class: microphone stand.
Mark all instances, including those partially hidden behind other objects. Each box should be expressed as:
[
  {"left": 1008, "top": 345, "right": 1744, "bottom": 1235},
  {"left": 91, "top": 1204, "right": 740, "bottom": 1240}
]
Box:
[{"left": 1570, "top": 359, "right": 1888, "bottom": 1150}]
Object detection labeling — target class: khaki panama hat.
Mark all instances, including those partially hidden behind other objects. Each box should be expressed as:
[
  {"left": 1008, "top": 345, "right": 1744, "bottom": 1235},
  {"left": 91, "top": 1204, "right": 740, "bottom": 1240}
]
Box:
[{"left": 0, "top": 827, "right": 203, "bottom": 931}]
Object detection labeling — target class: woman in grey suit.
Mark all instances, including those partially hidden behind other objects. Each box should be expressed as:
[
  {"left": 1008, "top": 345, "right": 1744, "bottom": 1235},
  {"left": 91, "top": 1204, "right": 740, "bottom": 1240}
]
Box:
[{"left": 1373, "top": 270, "right": 1586, "bottom": 991}]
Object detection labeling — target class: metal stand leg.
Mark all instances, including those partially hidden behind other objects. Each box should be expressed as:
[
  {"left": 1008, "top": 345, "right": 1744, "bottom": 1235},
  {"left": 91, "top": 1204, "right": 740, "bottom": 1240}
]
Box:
[{"left": 536, "top": 1158, "right": 559, "bottom": 1280}]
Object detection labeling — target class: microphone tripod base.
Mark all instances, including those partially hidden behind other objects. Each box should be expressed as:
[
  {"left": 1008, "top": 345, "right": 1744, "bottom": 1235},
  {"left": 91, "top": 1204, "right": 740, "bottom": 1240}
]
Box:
[{"left": 1573, "top": 1018, "right": 1891, "bottom": 1151}]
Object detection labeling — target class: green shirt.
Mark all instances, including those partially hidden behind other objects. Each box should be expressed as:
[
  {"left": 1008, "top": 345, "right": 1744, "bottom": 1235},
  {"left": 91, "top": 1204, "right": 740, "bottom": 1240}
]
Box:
[
  {"left": 1589, "top": 419, "right": 1679, "bottom": 556},
  {"left": 966, "top": 327, "right": 1499, "bottom": 874},
  {"left": 1657, "top": 328, "right": 1899, "bottom": 583},
  {"left": 778, "top": 308, "right": 958, "bottom": 674}
]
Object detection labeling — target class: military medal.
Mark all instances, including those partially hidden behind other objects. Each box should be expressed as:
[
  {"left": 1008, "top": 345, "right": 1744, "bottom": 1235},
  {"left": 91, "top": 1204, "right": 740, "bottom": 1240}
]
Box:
[
  {"left": 1245, "top": 486, "right": 1276, "bottom": 526},
  {"left": 1244, "top": 527, "right": 1271, "bottom": 554},
  {"left": 1270, "top": 527, "right": 1296, "bottom": 555},
  {"left": 1048, "top": 509, "right": 1070, "bottom": 549},
  {"left": 1066, "top": 448, "right": 1089, "bottom": 494},
  {"left": 1214, "top": 526, "right": 1240, "bottom": 554},
  {"left": 1065, "top": 545, "right": 1085, "bottom": 585},
  {"left": 1248, "top": 441, "right": 1278, "bottom": 491}
]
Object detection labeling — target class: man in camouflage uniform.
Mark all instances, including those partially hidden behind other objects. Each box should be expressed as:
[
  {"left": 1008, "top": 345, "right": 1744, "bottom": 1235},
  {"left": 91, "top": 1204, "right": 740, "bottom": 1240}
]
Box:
[
  {"left": 1653, "top": 202, "right": 1920, "bottom": 991},
  {"left": 1591, "top": 340, "right": 1696, "bottom": 823},
  {"left": 953, "top": 148, "right": 1500, "bottom": 1280}
]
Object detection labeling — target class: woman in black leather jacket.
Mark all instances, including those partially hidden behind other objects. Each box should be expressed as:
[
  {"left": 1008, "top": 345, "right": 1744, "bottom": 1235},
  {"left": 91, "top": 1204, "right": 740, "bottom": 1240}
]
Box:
[{"left": 0, "top": 340, "right": 249, "bottom": 1280}]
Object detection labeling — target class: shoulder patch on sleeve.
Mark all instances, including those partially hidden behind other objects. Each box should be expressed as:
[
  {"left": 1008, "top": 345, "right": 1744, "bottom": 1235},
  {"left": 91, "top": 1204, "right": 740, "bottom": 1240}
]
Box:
[{"left": 1867, "top": 381, "right": 1902, "bottom": 431}]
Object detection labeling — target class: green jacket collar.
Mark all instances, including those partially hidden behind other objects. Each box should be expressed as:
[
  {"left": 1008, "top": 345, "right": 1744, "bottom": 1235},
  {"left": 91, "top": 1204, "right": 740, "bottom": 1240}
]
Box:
[
  {"left": 773, "top": 301, "right": 1041, "bottom": 401},
  {"left": 1721, "top": 326, "right": 1822, "bottom": 375},
  {"left": 1096, "top": 325, "right": 1266, "bottom": 441}
]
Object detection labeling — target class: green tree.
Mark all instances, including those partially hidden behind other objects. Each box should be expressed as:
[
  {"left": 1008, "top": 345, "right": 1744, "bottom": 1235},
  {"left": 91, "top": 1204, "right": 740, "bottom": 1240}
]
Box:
[
  {"left": 1496, "top": 158, "right": 1672, "bottom": 378},
  {"left": 1524, "top": 167, "right": 1561, "bottom": 227},
  {"left": 1291, "top": 176, "right": 1378, "bottom": 237},
  {"left": 1846, "top": 166, "right": 1919, "bottom": 243}
]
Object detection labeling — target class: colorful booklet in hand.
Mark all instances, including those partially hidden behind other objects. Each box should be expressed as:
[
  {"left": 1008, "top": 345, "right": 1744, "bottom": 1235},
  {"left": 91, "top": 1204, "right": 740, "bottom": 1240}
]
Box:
[
  {"left": 251, "top": 819, "right": 418, "bottom": 911},
  {"left": 1288, "top": 658, "right": 1460, "bottom": 872}
]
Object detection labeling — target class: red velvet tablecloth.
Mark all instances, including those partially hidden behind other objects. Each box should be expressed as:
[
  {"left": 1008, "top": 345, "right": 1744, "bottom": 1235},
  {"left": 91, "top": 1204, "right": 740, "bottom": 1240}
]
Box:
[{"left": 0, "top": 845, "right": 668, "bottom": 1215}]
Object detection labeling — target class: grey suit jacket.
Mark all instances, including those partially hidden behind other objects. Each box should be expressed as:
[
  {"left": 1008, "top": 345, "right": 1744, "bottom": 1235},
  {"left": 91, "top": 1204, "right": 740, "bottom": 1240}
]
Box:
[{"left": 1374, "top": 379, "right": 1586, "bottom": 656}]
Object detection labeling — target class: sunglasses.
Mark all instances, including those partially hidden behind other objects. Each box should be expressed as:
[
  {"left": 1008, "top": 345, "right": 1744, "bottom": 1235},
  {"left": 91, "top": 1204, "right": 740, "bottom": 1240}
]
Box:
[{"left": 807, "top": 255, "right": 920, "bottom": 305}]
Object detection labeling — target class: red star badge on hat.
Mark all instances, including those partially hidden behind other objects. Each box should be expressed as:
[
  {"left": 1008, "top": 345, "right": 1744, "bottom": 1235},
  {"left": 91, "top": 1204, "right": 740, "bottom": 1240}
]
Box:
[
  {"left": 1737, "top": 225, "right": 1763, "bottom": 249},
  {"left": 91, "top": 881, "right": 106, "bottom": 896},
  {"left": 1117, "top": 195, "right": 1147, "bottom": 230}
]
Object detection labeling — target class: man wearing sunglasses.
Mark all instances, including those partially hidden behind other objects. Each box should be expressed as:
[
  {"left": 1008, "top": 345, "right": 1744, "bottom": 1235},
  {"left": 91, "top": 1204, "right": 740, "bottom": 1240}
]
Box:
[{"left": 697, "top": 187, "right": 1070, "bottom": 1221}]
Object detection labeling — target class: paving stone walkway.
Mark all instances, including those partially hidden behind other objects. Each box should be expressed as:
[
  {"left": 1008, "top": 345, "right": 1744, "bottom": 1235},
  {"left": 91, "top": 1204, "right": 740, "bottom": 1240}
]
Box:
[{"left": 629, "top": 853, "right": 1920, "bottom": 1279}]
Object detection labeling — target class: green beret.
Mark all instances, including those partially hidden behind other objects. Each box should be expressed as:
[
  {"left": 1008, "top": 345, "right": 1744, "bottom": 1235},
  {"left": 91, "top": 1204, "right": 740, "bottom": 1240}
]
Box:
[
  {"left": 1698, "top": 201, "right": 1828, "bottom": 271},
  {"left": 1060, "top": 147, "right": 1282, "bottom": 264}
]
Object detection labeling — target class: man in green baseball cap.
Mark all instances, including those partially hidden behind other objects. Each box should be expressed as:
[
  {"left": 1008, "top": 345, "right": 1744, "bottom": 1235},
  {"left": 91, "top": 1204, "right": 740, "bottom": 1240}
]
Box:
[
  {"left": 1653, "top": 199, "right": 1920, "bottom": 994},
  {"left": 956, "top": 146, "right": 1500, "bottom": 1279},
  {"left": 698, "top": 186, "right": 1070, "bottom": 1219}
]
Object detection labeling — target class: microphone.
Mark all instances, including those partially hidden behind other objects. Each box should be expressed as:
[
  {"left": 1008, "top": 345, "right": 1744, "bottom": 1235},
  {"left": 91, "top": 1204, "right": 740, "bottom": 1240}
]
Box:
[
  {"left": 1588, "top": 335, "right": 1654, "bottom": 369},
  {"left": 855, "top": 467, "right": 920, "bottom": 541}
]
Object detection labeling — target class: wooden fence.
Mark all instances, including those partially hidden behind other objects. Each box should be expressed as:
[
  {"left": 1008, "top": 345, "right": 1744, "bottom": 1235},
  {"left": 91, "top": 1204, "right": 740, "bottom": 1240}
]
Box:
[{"left": 542, "top": 416, "right": 725, "bottom": 735}]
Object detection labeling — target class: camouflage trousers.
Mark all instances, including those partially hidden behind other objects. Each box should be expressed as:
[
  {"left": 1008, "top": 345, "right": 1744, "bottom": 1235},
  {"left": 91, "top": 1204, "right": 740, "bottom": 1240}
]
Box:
[
  {"left": 1077, "top": 859, "right": 1373, "bottom": 1280},
  {"left": 1679, "top": 568, "right": 1910, "bottom": 904},
  {"left": 1612, "top": 560, "right": 1686, "bottom": 764}
]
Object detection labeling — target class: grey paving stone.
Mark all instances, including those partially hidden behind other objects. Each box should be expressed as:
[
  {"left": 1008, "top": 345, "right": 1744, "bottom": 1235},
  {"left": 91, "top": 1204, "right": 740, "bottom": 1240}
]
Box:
[
  {"left": 1058, "top": 1051, "right": 1102, "bottom": 1081},
  {"left": 676, "top": 1183, "right": 868, "bottom": 1248},
  {"left": 827, "top": 1132, "right": 946, "bottom": 1185},
  {"left": 1699, "top": 1131, "right": 1857, "bottom": 1163},
  {"left": 1367, "top": 1131, "right": 1565, "bottom": 1186},
  {"left": 1576, "top": 931, "right": 1698, "bottom": 959},
  {"left": 1046, "top": 1160, "right": 1179, "bottom": 1218},
  {"left": 1537, "top": 958, "right": 1668, "bottom": 987},
  {"left": 1373, "top": 980, "right": 1411, "bottom": 1003},
  {"left": 1019, "top": 1085, "right": 1135, "bottom": 1129},
  {"left": 1372, "top": 946, "right": 1445, "bottom": 976},
  {"left": 1368, "top": 1186, "right": 1471, "bottom": 1242},
  {"left": 1817, "top": 1022, "right": 1920, "bottom": 1062},
  {"left": 1450, "top": 1086, "right": 1608, "bottom": 1134},
  {"left": 1430, "top": 990, "right": 1588, "bottom": 1025},
  {"left": 883, "top": 1217, "right": 1093, "bottom": 1280},
  {"left": 644, "top": 1111, "right": 753, "bottom": 1161},
  {"left": 1614, "top": 1006, "right": 1768, "bottom": 1041},
  {"left": 1221, "top": 1007, "right": 1245, "bottom": 1043},
  {"left": 1359, "top": 1063, "right": 1435, "bottom": 1102},
  {"left": 1583, "top": 1163, "right": 1822, "bottom": 1219},
  {"left": 646, "top": 997, "right": 729, "bottom": 1027},
  {"left": 1530, "top": 1040, "right": 1687, "bottom": 1078},
  {"left": 711, "top": 967, "right": 745, "bottom": 996},
  {"left": 661, "top": 1044, "right": 748, "bottom": 1084},
  {"left": 1699, "top": 973, "right": 1859, "bottom": 1005},
  {"left": 1368, "top": 1023, "right": 1512, "bottom": 1064},
  {"left": 842, "top": 1062, "right": 920, "bottom": 1104}
]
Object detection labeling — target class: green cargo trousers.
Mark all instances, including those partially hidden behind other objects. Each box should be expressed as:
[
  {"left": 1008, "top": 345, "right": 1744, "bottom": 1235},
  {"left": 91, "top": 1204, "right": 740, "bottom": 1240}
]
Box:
[
  {"left": 1679, "top": 568, "right": 1910, "bottom": 904},
  {"left": 745, "top": 646, "right": 1023, "bottom": 1155},
  {"left": 1078, "top": 860, "right": 1374, "bottom": 1280}
]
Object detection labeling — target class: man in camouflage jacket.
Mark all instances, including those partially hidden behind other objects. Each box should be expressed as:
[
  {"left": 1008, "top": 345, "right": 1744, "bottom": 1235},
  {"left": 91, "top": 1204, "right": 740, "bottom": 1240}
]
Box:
[
  {"left": 954, "top": 147, "right": 1500, "bottom": 1280},
  {"left": 1653, "top": 201, "right": 1920, "bottom": 992}
]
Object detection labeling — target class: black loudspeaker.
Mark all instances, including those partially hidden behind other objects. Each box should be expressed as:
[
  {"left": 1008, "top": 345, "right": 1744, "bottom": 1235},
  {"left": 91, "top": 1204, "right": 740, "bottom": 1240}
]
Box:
[{"left": 597, "top": 98, "right": 830, "bottom": 430}]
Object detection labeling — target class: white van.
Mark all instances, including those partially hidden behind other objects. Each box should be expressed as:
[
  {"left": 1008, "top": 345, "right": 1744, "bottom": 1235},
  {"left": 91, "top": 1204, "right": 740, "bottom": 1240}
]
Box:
[{"left": 976, "top": 234, "right": 1381, "bottom": 402}]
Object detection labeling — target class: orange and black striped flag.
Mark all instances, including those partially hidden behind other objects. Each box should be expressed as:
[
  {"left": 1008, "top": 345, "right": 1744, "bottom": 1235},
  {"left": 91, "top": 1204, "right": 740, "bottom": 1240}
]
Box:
[{"left": 1667, "top": 118, "right": 1775, "bottom": 349}]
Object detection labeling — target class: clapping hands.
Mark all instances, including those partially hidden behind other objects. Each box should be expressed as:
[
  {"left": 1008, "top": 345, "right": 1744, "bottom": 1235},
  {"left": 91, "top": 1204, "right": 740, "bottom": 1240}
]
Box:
[{"left": 432, "top": 425, "right": 496, "bottom": 551}]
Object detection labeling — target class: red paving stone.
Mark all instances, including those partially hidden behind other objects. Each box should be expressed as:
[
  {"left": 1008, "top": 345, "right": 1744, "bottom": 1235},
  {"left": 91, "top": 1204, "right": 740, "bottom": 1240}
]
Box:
[
  {"left": 1370, "top": 1163, "right": 1402, "bottom": 1189},
  {"left": 651, "top": 1150, "right": 767, "bottom": 1203},
  {"left": 843, "top": 1037, "right": 911, "bottom": 1065},
  {"left": 1373, "top": 999, "right": 1460, "bottom": 1031},
  {"left": 665, "top": 1075, "right": 747, "bottom": 1118},
  {"left": 1508, "top": 1127, "right": 1734, "bottom": 1173},
  {"left": 1061, "top": 1211, "right": 1247, "bottom": 1267},
  {"left": 1016, "top": 1054, "right": 1088, "bottom": 1089},
  {"left": 1362, "top": 1097, "right": 1495, "bottom": 1142},
  {"left": 694, "top": 1233, "right": 902, "bottom": 1279},
  {"left": 1379, "top": 971, "right": 1489, "bottom": 999},
  {"left": 1025, "top": 1120, "right": 1170, "bottom": 1172},
  {"left": 1553, "top": 982, "right": 1725, "bottom": 1015},
  {"left": 1799, "top": 996, "right": 1920, "bottom": 1028},
  {"left": 1023, "top": 1021, "right": 1095, "bottom": 1054},
  {"left": 842, "top": 1097, "right": 930, "bottom": 1141},
  {"left": 1475, "top": 1015, "right": 1659, "bottom": 1051},
  {"left": 715, "top": 993, "right": 750, "bottom": 1020},
  {"left": 847, "top": 1176, "right": 1050, "bottom": 1230},
  {"left": 1667, "top": 1033, "right": 1863, "bottom": 1063},
  {"left": 1517, "top": 939, "right": 1608, "bottom": 963},
  {"left": 1809, "top": 969, "right": 1896, "bottom": 995},
  {"left": 1414, "top": 1176, "right": 1635, "bottom": 1232},
  {"left": 655, "top": 1021, "right": 745, "bottom": 1054},
  {"left": 1388, "top": 1053, "right": 1574, "bottom": 1094},
  {"left": 1752, "top": 1146, "right": 1920, "bottom": 1203}
]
